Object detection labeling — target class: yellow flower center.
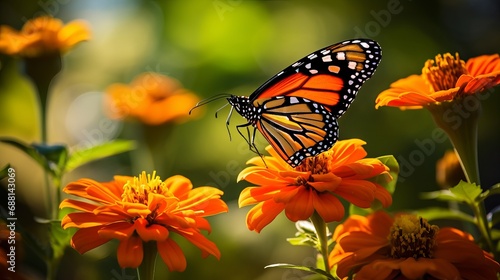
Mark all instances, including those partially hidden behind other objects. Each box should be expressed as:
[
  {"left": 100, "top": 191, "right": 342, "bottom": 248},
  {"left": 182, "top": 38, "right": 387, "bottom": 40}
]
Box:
[
  {"left": 295, "top": 150, "right": 331, "bottom": 174},
  {"left": 388, "top": 215, "right": 439, "bottom": 259},
  {"left": 422, "top": 53, "right": 468, "bottom": 92},
  {"left": 122, "top": 171, "right": 170, "bottom": 205}
]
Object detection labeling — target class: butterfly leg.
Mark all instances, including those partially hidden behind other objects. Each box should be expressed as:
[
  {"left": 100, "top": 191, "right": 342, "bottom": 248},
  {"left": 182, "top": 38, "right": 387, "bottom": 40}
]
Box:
[
  {"left": 224, "top": 106, "right": 235, "bottom": 141},
  {"left": 236, "top": 123, "right": 268, "bottom": 168}
]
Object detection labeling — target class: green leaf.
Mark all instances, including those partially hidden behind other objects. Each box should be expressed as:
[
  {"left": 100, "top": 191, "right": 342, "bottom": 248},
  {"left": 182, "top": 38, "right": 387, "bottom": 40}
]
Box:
[
  {"left": 450, "top": 181, "right": 482, "bottom": 204},
  {"left": 0, "top": 164, "right": 11, "bottom": 179},
  {"left": 417, "top": 207, "right": 475, "bottom": 224},
  {"left": 65, "top": 140, "right": 136, "bottom": 172},
  {"left": 477, "top": 183, "right": 500, "bottom": 202},
  {"left": 50, "top": 221, "right": 72, "bottom": 261},
  {"left": 349, "top": 204, "right": 373, "bottom": 217},
  {"left": 287, "top": 221, "right": 318, "bottom": 248},
  {"left": 421, "top": 181, "right": 482, "bottom": 205},
  {"left": 0, "top": 137, "right": 53, "bottom": 175},
  {"left": 265, "top": 263, "right": 337, "bottom": 280},
  {"left": 491, "top": 229, "right": 500, "bottom": 241},
  {"left": 375, "top": 155, "right": 399, "bottom": 194}
]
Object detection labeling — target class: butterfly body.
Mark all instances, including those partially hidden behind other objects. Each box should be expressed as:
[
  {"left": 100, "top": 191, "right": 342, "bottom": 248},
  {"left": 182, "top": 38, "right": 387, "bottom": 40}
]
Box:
[{"left": 194, "top": 39, "right": 382, "bottom": 168}]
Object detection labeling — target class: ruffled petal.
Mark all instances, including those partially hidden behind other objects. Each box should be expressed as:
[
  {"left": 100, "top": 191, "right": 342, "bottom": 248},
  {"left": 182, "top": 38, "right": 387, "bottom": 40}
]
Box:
[
  {"left": 134, "top": 218, "right": 169, "bottom": 242},
  {"left": 465, "top": 54, "right": 500, "bottom": 76},
  {"left": 245, "top": 200, "right": 285, "bottom": 232},
  {"left": 375, "top": 75, "right": 433, "bottom": 109}
]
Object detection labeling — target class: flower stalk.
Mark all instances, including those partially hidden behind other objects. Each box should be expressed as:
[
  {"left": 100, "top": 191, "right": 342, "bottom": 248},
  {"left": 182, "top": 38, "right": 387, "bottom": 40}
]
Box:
[
  {"left": 137, "top": 242, "right": 157, "bottom": 280},
  {"left": 310, "top": 211, "right": 330, "bottom": 275},
  {"left": 426, "top": 98, "right": 481, "bottom": 185}
]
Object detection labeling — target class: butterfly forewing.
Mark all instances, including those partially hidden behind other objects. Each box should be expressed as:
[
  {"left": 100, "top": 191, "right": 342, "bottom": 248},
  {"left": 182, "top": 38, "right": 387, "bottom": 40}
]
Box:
[{"left": 250, "top": 39, "right": 382, "bottom": 117}]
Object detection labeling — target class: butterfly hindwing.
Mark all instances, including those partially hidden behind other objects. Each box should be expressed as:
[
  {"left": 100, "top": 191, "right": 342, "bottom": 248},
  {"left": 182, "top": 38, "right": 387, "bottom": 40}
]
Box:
[{"left": 255, "top": 96, "right": 338, "bottom": 167}]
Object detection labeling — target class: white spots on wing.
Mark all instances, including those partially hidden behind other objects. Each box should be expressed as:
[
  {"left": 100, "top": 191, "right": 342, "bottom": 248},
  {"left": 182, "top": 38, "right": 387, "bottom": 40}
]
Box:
[
  {"left": 289, "top": 97, "right": 299, "bottom": 104},
  {"left": 336, "top": 52, "right": 346, "bottom": 60},
  {"left": 322, "top": 55, "right": 332, "bottom": 62}
]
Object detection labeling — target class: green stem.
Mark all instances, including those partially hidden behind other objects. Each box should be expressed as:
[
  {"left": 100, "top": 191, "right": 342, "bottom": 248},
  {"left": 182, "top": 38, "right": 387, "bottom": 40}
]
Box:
[
  {"left": 427, "top": 99, "right": 496, "bottom": 256},
  {"left": 137, "top": 242, "right": 158, "bottom": 280},
  {"left": 310, "top": 212, "right": 330, "bottom": 276},
  {"left": 427, "top": 99, "right": 481, "bottom": 185},
  {"left": 471, "top": 200, "right": 496, "bottom": 258}
]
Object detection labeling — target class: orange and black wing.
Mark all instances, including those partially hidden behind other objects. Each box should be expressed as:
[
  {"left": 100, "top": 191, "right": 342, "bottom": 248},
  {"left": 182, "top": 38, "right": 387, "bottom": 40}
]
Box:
[
  {"left": 255, "top": 96, "right": 338, "bottom": 167},
  {"left": 249, "top": 39, "right": 382, "bottom": 118}
]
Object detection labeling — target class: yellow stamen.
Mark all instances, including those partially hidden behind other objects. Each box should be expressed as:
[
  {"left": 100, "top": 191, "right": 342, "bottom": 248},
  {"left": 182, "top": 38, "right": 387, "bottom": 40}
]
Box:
[
  {"left": 295, "top": 150, "right": 332, "bottom": 174},
  {"left": 422, "top": 53, "right": 468, "bottom": 92},
  {"left": 122, "top": 171, "right": 171, "bottom": 205},
  {"left": 389, "top": 215, "right": 439, "bottom": 259}
]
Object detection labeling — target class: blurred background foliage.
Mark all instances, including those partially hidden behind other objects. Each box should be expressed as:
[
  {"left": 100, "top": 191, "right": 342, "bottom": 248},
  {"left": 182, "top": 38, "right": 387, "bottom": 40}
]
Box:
[{"left": 1, "top": 0, "right": 500, "bottom": 279}]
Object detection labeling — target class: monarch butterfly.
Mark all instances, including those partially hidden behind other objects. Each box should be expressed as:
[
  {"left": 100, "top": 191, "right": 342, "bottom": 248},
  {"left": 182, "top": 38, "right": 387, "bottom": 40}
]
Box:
[{"left": 191, "top": 39, "right": 382, "bottom": 167}]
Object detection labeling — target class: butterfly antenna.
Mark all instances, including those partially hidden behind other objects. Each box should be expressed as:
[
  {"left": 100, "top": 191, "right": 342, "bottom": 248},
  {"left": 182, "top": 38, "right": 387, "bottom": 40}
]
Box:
[{"left": 189, "top": 93, "right": 232, "bottom": 115}]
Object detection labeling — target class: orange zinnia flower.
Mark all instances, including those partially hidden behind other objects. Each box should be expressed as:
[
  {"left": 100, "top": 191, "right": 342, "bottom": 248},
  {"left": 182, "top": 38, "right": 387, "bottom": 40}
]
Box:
[
  {"left": 375, "top": 53, "right": 500, "bottom": 109},
  {"left": 60, "top": 171, "right": 228, "bottom": 271},
  {"left": 238, "top": 139, "right": 393, "bottom": 233},
  {"left": 329, "top": 211, "right": 500, "bottom": 280},
  {"left": 0, "top": 16, "right": 90, "bottom": 57},
  {"left": 105, "top": 73, "right": 200, "bottom": 125}
]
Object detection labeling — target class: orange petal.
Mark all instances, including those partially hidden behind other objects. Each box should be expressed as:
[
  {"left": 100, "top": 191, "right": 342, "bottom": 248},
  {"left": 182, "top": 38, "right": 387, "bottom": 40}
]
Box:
[
  {"left": 59, "top": 199, "right": 97, "bottom": 212},
  {"left": 62, "top": 212, "right": 130, "bottom": 229},
  {"left": 335, "top": 180, "right": 377, "bottom": 208},
  {"left": 70, "top": 226, "right": 112, "bottom": 254},
  {"left": 245, "top": 200, "right": 285, "bottom": 232},
  {"left": 177, "top": 186, "right": 224, "bottom": 212},
  {"left": 353, "top": 258, "right": 401, "bottom": 280},
  {"left": 157, "top": 239, "right": 187, "bottom": 272},
  {"left": 140, "top": 91, "right": 200, "bottom": 125},
  {"left": 375, "top": 75, "right": 433, "bottom": 108},
  {"left": 163, "top": 175, "right": 193, "bottom": 198},
  {"left": 398, "top": 258, "right": 460, "bottom": 279},
  {"left": 283, "top": 187, "right": 314, "bottom": 221},
  {"left": 374, "top": 184, "right": 393, "bottom": 208},
  {"left": 329, "top": 139, "right": 367, "bottom": 167},
  {"left": 465, "top": 54, "right": 500, "bottom": 76},
  {"left": 134, "top": 218, "right": 169, "bottom": 242},
  {"left": 98, "top": 221, "right": 136, "bottom": 240},
  {"left": 463, "top": 74, "right": 500, "bottom": 94},
  {"left": 58, "top": 19, "right": 91, "bottom": 52},
  {"left": 117, "top": 236, "right": 143, "bottom": 268},
  {"left": 173, "top": 228, "right": 221, "bottom": 259},
  {"left": 313, "top": 192, "right": 344, "bottom": 222},
  {"left": 238, "top": 185, "right": 284, "bottom": 207}
]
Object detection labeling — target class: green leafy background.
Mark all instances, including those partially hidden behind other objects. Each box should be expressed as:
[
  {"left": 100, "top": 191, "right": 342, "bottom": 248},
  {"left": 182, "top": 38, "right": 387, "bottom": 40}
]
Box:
[{"left": 1, "top": 0, "right": 500, "bottom": 279}]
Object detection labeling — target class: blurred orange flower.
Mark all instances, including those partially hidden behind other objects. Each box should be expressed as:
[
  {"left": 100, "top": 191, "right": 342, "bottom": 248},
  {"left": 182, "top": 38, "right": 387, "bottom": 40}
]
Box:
[
  {"left": 0, "top": 16, "right": 90, "bottom": 57},
  {"left": 375, "top": 53, "right": 500, "bottom": 109},
  {"left": 436, "top": 150, "right": 466, "bottom": 189},
  {"left": 60, "top": 171, "right": 228, "bottom": 271},
  {"left": 105, "top": 73, "right": 200, "bottom": 125},
  {"left": 238, "top": 139, "right": 393, "bottom": 233},
  {"left": 329, "top": 211, "right": 500, "bottom": 280}
]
